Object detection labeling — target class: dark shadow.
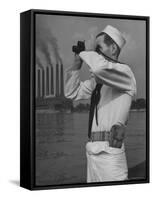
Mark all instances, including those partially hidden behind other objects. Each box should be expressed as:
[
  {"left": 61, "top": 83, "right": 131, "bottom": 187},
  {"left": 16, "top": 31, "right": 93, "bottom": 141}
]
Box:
[
  {"left": 9, "top": 180, "right": 20, "bottom": 186},
  {"left": 128, "top": 161, "right": 146, "bottom": 179}
]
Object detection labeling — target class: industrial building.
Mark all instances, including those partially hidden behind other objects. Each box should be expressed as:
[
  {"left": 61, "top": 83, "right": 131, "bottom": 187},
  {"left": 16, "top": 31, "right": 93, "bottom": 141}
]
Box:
[{"left": 35, "top": 61, "right": 64, "bottom": 98}]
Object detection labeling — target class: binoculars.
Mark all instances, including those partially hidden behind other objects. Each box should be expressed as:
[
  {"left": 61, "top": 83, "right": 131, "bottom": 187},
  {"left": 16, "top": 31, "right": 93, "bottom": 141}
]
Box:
[{"left": 72, "top": 41, "right": 85, "bottom": 54}]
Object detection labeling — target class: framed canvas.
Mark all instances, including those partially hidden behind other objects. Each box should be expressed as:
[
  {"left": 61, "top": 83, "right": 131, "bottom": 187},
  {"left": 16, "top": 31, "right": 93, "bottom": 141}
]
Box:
[{"left": 20, "top": 9, "right": 150, "bottom": 190}]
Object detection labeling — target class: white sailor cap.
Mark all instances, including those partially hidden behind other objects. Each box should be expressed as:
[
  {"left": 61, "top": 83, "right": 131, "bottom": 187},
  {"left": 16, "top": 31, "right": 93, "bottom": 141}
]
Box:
[{"left": 99, "top": 25, "right": 126, "bottom": 49}]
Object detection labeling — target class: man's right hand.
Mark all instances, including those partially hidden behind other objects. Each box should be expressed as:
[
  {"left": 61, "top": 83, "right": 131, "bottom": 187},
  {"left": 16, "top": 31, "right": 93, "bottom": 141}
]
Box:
[
  {"left": 71, "top": 54, "right": 83, "bottom": 70},
  {"left": 109, "top": 124, "right": 125, "bottom": 148}
]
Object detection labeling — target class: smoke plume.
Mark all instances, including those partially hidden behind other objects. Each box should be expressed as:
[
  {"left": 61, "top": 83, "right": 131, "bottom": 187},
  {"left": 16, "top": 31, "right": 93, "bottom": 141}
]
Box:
[
  {"left": 36, "top": 21, "right": 62, "bottom": 67},
  {"left": 36, "top": 55, "right": 44, "bottom": 69}
]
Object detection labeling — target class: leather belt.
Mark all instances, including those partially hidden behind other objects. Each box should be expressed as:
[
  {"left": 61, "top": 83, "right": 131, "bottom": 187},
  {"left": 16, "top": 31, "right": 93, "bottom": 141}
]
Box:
[
  {"left": 88, "top": 124, "right": 125, "bottom": 149},
  {"left": 89, "top": 131, "right": 110, "bottom": 142}
]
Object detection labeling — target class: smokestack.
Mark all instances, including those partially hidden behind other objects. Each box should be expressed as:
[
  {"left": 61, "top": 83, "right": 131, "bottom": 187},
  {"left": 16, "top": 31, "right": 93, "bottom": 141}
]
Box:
[
  {"left": 36, "top": 56, "right": 45, "bottom": 97},
  {"left": 42, "top": 68, "right": 45, "bottom": 97},
  {"left": 60, "top": 63, "right": 64, "bottom": 96},
  {"left": 56, "top": 63, "right": 59, "bottom": 96},
  {"left": 37, "top": 69, "right": 41, "bottom": 98},
  {"left": 51, "top": 65, "right": 54, "bottom": 95},
  {"left": 46, "top": 66, "right": 49, "bottom": 96}
]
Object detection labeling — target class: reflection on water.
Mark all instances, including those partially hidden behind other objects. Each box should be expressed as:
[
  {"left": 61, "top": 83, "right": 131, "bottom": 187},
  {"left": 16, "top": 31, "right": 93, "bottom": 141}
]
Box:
[{"left": 36, "top": 111, "right": 146, "bottom": 186}]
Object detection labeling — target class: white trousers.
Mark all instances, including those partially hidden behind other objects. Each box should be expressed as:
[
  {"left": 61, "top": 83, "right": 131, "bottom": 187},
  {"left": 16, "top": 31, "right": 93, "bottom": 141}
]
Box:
[{"left": 86, "top": 141, "right": 128, "bottom": 182}]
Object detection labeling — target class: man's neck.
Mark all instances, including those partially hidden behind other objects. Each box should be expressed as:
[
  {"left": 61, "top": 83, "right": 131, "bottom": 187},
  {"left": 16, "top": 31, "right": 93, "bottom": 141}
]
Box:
[
  {"left": 100, "top": 52, "right": 118, "bottom": 63},
  {"left": 109, "top": 55, "right": 118, "bottom": 62},
  {"left": 111, "top": 55, "right": 118, "bottom": 61}
]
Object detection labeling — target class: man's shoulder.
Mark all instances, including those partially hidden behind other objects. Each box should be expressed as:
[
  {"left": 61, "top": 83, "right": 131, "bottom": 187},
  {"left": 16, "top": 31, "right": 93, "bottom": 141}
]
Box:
[
  {"left": 119, "top": 63, "right": 137, "bottom": 96},
  {"left": 117, "top": 62, "right": 134, "bottom": 75}
]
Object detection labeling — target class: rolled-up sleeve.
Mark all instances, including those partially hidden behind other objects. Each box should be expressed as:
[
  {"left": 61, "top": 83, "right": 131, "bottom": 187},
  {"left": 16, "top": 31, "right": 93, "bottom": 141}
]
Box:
[
  {"left": 79, "top": 51, "right": 137, "bottom": 97},
  {"left": 64, "top": 68, "right": 96, "bottom": 101}
]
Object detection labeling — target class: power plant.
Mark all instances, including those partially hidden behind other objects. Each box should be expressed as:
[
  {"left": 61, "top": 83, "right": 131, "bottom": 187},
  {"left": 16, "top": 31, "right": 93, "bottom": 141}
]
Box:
[
  {"left": 36, "top": 61, "right": 64, "bottom": 98},
  {"left": 35, "top": 25, "right": 72, "bottom": 111},
  {"left": 35, "top": 61, "right": 73, "bottom": 111}
]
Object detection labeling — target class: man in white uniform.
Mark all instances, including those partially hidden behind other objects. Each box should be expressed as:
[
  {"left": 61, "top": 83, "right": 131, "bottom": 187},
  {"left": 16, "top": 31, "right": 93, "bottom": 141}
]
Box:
[{"left": 64, "top": 25, "right": 137, "bottom": 182}]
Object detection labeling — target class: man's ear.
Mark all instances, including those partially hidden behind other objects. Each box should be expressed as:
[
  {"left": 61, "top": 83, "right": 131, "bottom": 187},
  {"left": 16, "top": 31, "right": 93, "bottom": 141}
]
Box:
[{"left": 111, "top": 43, "right": 117, "bottom": 56}]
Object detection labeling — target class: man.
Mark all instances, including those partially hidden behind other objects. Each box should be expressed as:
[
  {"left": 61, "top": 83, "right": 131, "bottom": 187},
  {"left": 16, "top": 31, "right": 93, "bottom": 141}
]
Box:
[{"left": 64, "top": 25, "right": 137, "bottom": 182}]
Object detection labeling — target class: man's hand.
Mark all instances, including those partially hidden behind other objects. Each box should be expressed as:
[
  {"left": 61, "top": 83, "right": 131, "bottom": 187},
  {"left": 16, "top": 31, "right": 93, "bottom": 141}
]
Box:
[
  {"left": 71, "top": 54, "right": 83, "bottom": 70},
  {"left": 109, "top": 124, "right": 125, "bottom": 148}
]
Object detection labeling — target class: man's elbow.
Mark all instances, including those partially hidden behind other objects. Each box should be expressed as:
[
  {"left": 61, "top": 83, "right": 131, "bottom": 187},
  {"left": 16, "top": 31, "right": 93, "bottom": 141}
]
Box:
[
  {"left": 64, "top": 87, "right": 76, "bottom": 100},
  {"left": 64, "top": 87, "right": 72, "bottom": 99}
]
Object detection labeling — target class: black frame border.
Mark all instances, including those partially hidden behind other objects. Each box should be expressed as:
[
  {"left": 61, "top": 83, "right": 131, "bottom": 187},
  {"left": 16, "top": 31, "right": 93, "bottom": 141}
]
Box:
[{"left": 20, "top": 9, "right": 150, "bottom": 190}]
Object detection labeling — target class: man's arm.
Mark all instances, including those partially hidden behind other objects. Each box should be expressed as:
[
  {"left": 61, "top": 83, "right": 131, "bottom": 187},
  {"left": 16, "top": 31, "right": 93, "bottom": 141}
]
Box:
[
  {"left": 79, "top": 51, "right": 137, "bottom": 97},
  {"left": 64, "top": 55, "right": 96, "bottom": 101}
]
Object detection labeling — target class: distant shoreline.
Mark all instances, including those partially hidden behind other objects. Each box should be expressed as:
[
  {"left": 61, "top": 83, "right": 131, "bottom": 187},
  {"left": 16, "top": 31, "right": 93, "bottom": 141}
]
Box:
[
  {"left": 36, "top": 108, "right": 146, "bottom": 114},
  {"left": 130, "top": 109, "right": 146, "bottom": 112}
]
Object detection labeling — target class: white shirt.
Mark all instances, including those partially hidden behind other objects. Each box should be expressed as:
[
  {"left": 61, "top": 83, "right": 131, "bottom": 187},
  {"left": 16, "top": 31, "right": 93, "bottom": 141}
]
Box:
[{"left": 64, "top": 51, "right": 137, "bottom": 133}]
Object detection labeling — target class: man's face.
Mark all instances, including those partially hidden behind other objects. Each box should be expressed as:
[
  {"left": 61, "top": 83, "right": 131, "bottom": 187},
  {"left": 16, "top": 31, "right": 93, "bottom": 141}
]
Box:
[{"left": 95, "top": 35, "right": 112, "bottom": 58}]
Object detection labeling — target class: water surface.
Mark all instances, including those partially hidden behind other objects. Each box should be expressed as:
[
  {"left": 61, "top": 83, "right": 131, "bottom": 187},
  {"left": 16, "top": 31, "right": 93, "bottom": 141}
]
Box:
[{"left": 35, "top": 111, "right": 146, "bottom": 185}]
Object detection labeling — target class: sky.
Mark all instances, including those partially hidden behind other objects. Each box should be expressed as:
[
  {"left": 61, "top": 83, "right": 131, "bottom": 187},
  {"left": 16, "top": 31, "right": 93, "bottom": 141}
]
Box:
[{"left": 36, "top": 14, "right": 146, "bottom": 99}]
